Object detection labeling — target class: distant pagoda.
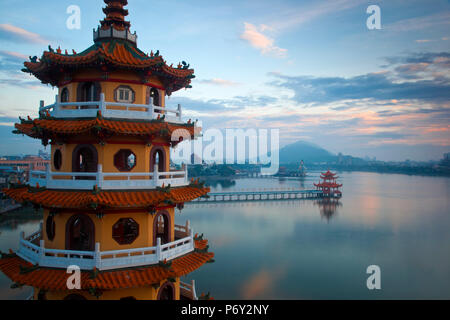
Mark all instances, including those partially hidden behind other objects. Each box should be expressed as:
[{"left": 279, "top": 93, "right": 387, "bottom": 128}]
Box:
[
  {"left": 314, "top": 170, "right": 342, "bottom": 198},
  {"left": 0, "top": 0, "right": 213, "bottom": 300}
]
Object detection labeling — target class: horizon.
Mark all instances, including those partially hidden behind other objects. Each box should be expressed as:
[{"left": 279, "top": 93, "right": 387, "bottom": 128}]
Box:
[{"left": 0, "top": 0, "right": 449, "bottom": 162}]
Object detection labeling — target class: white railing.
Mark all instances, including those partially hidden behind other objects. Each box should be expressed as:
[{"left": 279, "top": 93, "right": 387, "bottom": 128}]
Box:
[
  {"left": 28, "top": 164, "right": 189, "bottom": 190},
  {"left": 93, "top": 26, "right": 137, "bottom": 44},
  {"left": 16, "top": 223, "right": 194, "bottom": 271},
  {"left": 174, "top": 220, "right": 190, "bottom": 239},
  {"left": 39, "top": 93, "right": 183, "bottom": 123},
  {"left": 180, "top": 280, "right": 198, "bottom": 300}
]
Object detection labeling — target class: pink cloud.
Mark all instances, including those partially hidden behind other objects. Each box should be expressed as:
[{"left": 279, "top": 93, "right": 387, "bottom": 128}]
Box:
[
  {"left": 240, "top": 22, "right": 287, "bottom": 58},
  {"left": 0, "top": 23, "right": 49, "bottom": 44},
  {"left": 199, "top": 78, "right": 241, "bottom": 87},
  {"left": 0, "top": 50, "right": 28, "bottom": 60}
]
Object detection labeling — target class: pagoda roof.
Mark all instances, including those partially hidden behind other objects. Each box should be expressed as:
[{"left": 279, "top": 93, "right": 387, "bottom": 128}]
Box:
[
  {"left": 320, "top": 170, "right": 338, "bottom": 178},
  {"left": 3, "top": 183, "right": 209, "bottom": 210},
  {"left": 13, "top": 117, "right": 196, "bottom": 141},
  {"left": 314, "top": 182, "right": 343, "bottom": 188},
  {"left": 23, "top": 40, "right": 195, "bottom": 93},
  {"left": 320, "top": 175, "right": 339, "bottom": 180},
  {"left": 0, "top": 239, "right": 213, "bottom": 291}
]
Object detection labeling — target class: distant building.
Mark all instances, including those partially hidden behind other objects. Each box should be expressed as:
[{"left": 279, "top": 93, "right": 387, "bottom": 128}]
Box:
[
  {"left": 0, "top": 155, "right": 49, "bottom": 181},
  {"left": 38, "top": 149, "right": 50, "bottom": 160},
  {"left": 440, "top": 153, "right": 450, "bottom": 167}
]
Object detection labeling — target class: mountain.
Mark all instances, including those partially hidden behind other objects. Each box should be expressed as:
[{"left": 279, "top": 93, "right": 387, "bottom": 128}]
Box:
[{"left": 279, "top": 141, "right": 336, "bottom": 164}]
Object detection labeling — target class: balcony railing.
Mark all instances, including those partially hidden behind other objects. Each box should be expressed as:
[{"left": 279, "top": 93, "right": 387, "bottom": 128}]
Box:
[
  {"left": 17, "top": 222, "right": 194, "bottom": 271},
  {"left": 39, "top": 93, "right": 183, "bottom": 123},
  {"left": 28, "top": 164, "right": 188, "bottom": 190}
]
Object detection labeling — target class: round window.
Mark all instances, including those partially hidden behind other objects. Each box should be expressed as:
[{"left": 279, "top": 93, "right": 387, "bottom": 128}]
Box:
[
  {"left": 114, "top": 149, "right": 136, "bottom": 172},
  {"left": 112, "top": 218, "right": 139, "bottom": 245}
]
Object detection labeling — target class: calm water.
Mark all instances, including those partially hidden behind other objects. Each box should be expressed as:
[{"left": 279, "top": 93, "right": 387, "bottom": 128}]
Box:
[{"left": 1, "top": 171, "right": 449, "bottom": 299}]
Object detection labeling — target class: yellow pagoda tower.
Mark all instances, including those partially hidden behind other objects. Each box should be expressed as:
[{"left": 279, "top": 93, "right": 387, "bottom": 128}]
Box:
[{"left": 0, "top": 0, "right": 213, "bottom": 300}]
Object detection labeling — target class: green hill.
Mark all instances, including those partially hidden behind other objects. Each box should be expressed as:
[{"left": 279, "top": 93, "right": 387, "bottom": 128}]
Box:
[{"left": 279, "top": 141, "right": 336, "bottom": 164}]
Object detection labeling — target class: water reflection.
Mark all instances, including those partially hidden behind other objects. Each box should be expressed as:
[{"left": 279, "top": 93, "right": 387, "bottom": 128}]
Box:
[
  {"left": 2, "top": 172, "right": 450, "bottom": 300},
  {"left": 314, "top": 198, "right": 342, "bottom": 221},
  {"left": 0, "top": 206, "right": 41, "bottom": 300},
  {"left": 204, "top": 179, "right": 236, "bottom": 189},
  {"left": 0, "top": 207, "right": 41, "bottom": 231}
]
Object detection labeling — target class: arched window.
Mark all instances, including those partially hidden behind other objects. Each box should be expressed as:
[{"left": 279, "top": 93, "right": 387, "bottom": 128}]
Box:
[
  {"left": 77, "top": 82, "right": 101, "bottom": 102},
  {"left": 65, "top": 214, "right": 95, "bottom": 251},
  {"left": 157, "top": 282, "right": 175, "bottom": 300},
  {"left": 150, "top": 147, "right": 166, "bottom": 173},
  {"left": 72, "top": 144, "right": 98, "bottom": 180},
  {"left": 53, "top": 149, "right": 62, "bottom": 170},
  {"left": 153, "top": 211, "right": 170, "bottom": 245},
  {"left": 147, "top": 87, "right": 160, "bottom": 106},
  {"left": 60, "top": 87, "right": 69, "bottom": 103},
  {"left": 46, "top": 215, "right": 56, "bottom": 241}
]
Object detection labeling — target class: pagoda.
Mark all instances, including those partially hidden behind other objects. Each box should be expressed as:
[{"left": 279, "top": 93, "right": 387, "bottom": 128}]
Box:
[
  {"left": 314, "top": 170, "right": 342, "bottom": 198},
  {"left": 0, "top": 0, "right": 214, "bottom": 300}
]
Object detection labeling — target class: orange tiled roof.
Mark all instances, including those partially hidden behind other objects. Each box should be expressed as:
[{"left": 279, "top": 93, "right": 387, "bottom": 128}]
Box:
[
  {"left": 14, "top": 118, "right": 196, "bottom": 139},
  {"left": 23, "top": 40, "right": 194, "bottom": 93},
  {"left": 0, "top": 240, "right": 214, "bottom": 291},
  {"left": 3, "top": 185, "right": 209, "bottom": 209}
]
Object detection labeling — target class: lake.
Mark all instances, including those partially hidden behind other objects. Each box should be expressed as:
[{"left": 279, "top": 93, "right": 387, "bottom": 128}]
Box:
[{"left": 1, "top": 171, "right": 449, "bottom": 299}]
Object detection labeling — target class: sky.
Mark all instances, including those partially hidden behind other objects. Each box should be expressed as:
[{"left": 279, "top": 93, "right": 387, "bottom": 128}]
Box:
[{"left": 0, "top": 0, "right": 449, "bottom": 161}]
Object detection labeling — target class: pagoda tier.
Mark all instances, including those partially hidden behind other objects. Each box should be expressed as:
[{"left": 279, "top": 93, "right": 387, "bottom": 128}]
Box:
[
  {"left": 14, "top": 116, "right": 196, "bottom": 144},
  {"left": 0, "top": 238, "right": 213, "bottom": 299},
  {"left": 314, "top": 170, "right": 342, "bottom": 198},
  {"left": 22, "top": 40, "right": 194, "bottom": 93},
  {"left": 3, "top": 184, "right": 209, "bottom": 209}
]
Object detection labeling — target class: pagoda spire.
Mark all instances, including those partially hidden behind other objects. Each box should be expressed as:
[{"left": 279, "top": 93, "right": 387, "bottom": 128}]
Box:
[
  {"left": 94, "top": 0, "right": 137, "bottom": 45},
  {"left": 100, "top": 0, "right": 131, "bottom": 31}
]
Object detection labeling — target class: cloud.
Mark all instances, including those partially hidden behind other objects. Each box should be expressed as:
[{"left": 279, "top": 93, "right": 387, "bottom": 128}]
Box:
[
  {"left": 240, "top": 22, "right": 287, "bottom": 58},
  {"left": 166, "top": 96, "right": 226, "bottom": 112},
  {"left": 270, "top": 73, "right": 450, "bottom": 104},
  {"left": 269, "top": 52, "right": 450, "bottom": 104},
  {"left": 0, "top": 51, "right": 24, "bottom": 73},
  {"left": 0, "top": 50, "right": 27, "bottom": 61},
  {"left": 0, "top": 78, "right": 42, "bottom": 89},
  {"left": 0, "top": 24, "right": 49, "bottom": 45},
  {"left": 353, "top": 131, "right": 411, "bottom": 140},
  {"left": 267, "top": 0, "right": 365, "bottom": 31},
  {"left": 386, "top": 12, "right": 450, "bottom": 32},
  {"left": 198, "top": 78, "right": 240, "bottom": 87},
  {"left": 383, "top": 52, "right": 450, "bottom": 66}
]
